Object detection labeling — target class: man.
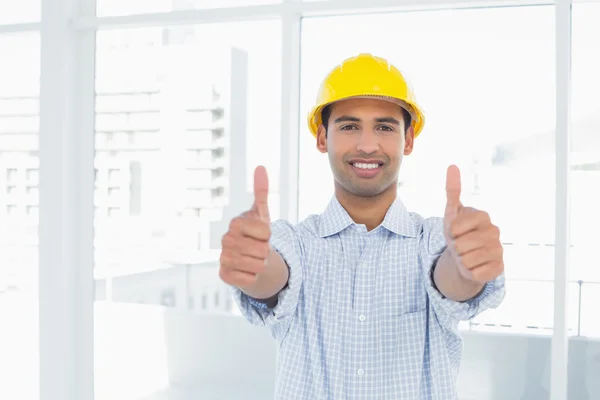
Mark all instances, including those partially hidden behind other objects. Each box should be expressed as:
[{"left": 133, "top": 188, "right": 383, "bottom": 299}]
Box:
[{"left": 219, "top": 53, "right": 505, "bottom": 399}]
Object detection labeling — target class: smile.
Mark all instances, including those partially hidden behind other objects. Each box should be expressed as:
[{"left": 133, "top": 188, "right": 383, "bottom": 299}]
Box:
[
  {"left": 352, "top": 162, "right": 380, "bottom": 169},
  {"left": 349, "top": 161, "right": 383, "bottom": 178}
]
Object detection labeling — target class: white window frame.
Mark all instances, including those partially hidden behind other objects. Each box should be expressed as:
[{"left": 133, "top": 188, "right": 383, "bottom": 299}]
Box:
[
  {"left": 39, "top": 0, "right": 96, "bottom": 398},
  {"left": 1, "top": 0, "right": 576, "bottom": 398}
]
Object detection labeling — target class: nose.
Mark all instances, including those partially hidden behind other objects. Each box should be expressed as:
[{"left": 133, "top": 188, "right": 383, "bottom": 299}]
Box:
[{"left": 356, "top": 130, "right": 379, "bottom": 154}]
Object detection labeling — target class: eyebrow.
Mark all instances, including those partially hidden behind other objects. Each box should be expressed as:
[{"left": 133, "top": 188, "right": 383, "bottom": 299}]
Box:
[{"left": 333, "top": 116, "right": 401, "bottom": 125}]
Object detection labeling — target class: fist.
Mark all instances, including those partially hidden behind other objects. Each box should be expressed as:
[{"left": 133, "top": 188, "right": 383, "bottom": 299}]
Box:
[
  {"left": 219, "top": 166, "right": 271, "bottom": 288},
  {"left": 444, "top": 165, "right": 504, "bottom": 284}
]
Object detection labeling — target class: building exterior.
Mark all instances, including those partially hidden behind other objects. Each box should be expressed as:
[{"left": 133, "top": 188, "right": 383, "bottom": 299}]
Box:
[{"left": 0, "top": 42, "right": 249, "bottom": 302}]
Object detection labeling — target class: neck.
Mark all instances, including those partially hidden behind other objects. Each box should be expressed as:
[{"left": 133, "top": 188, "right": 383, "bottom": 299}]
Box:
[{"left": 334, "top": 183, "right": 397, "bottom": 231}]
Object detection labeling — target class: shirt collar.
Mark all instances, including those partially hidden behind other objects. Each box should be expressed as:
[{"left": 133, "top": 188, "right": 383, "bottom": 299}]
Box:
[{"left": 318, "top": 195, "right": 418, "bottom": 238}]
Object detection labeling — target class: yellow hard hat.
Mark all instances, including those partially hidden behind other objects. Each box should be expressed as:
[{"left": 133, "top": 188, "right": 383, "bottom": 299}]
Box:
[{"left": 307, "top": 53, "right": 425, "bottom": 138}]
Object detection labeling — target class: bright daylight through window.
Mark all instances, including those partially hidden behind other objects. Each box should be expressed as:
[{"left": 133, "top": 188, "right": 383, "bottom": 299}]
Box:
[
  {"left": 570, "top": 1, "right": 600, "bottom": 338},
  {"left": 0, "top": 33, "right": 40, "bottom": 400},
  {"left": 0, "top": 0, "right": 39, "bottom": 24},
  {"left": 92, "top": 21, "right": 281, "bottom": 400},
  {"left": 300, "top": 5, "right": 560, "bottom": 334}
]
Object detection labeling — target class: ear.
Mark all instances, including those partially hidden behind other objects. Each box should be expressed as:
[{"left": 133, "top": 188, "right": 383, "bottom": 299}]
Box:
[
  {"left": 403, "top": 125, "right": 415, "bottom": 156},
  {"left": 316, "top": 124, "right": 328, "bottom": 153}
]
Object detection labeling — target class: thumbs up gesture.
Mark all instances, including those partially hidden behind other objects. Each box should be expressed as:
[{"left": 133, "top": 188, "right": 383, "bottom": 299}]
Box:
[
  {"left": 443, "top": 165, "right": 504, "bottom": 285},
  {"left": 219, "top": 166, "right": 272, "bottom": 288}
]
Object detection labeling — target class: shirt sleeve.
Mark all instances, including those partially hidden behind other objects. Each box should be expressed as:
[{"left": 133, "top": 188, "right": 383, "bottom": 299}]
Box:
[
  {"left": 419, "top": 217, "right": 506, "bottom": 330},
  {"left": 230, "top": 219, "right": 304, "bottom": 342}
]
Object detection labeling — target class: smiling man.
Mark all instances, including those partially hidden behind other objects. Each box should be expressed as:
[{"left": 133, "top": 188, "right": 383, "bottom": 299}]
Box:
[{"left": 219, "top": 53, "right": 506, "bottom": 399}]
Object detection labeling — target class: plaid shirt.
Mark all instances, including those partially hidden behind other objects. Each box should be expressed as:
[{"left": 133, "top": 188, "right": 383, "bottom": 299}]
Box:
[{"left": 233, "top": 196, "right": 505, "bottom": 399}]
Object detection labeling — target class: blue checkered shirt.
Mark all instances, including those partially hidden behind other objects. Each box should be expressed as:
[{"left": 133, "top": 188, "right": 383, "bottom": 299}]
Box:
[{"left": 233, "top": 196, "right": 506, "bottom": 399}]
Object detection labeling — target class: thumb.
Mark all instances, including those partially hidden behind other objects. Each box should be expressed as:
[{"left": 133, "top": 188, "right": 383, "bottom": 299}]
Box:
[
  {"left": 253, "top": 165, "right": 270, "bottom": 222},
  {"left": 444, "top": 164, "right": 463, "bottom": 221}
]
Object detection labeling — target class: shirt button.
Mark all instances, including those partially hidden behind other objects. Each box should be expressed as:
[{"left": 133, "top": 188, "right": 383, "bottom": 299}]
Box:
[
  {"left": 359, "top": 314, "right": 366, "bottom": 322},
  {"left": 357, "top": 368, "right": 364, "bottom": 376}
]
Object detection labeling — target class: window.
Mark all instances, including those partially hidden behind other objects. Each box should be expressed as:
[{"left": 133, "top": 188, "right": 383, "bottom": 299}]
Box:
[
  {"left": 0, "top": 33, "right": 40, "bottom": 400},
  {"left": 571, "top": 1, "right": 600, "bottom": 338},
  {"left": 107, "top": 168, "right": 121, "bottom": 182},
  {"left": 26, "top": 168, "right": 38, "bottom": 183},
  {"left": 569, "top": 3, "right": 600, "bottom": 398},
  {"left": 186, "top": 169, "right": 212, "bottom": 184},
  {"left": 6, "top": 169, "right": 17, "bottom": 181},
  {"left": 93, "top": 21, "right": 281, "bottom": 400},
  {"left": 26, "top": 186, "right": 38, "bottom": 197},
  {"left": 299, "top": 6, "right": 556, "bottom": 399}
]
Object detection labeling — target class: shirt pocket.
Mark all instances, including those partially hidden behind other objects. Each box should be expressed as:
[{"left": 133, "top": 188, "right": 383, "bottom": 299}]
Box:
[
  {"left": 380, "top": 237, "right": 428, "bottom": 316},
  {"left": 383, "top": 265, "right": 428, "bottom": 316}
]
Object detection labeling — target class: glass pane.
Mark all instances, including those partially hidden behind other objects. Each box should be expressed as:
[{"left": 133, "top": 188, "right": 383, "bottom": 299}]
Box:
[
  {"left": 97, "top": 0, "right": 281, "bottom": 17},
  {"left": 569, "top": 2, "right": 600, "bottom": 398},
  {"left": 0, "top": 0, "right": 39, "bottom": 24},
  {"left": 93, "top": 21, "right": 281, "bottom": 399},
  {"left": 0, "top": 33, "right": 40, "bottom": 400},
  {"left": 300, "top": 6, "right": 555, "bottom": 399}
]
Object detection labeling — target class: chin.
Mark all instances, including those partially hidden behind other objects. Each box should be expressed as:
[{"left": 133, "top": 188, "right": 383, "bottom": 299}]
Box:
[{"left": 346, "top": 183, "right": 389, "bottom": 198}]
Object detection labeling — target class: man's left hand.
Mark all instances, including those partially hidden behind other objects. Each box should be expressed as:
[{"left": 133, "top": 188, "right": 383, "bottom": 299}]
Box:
[{"left": 443, "top": 165, "right": 504, "bottom": 285}]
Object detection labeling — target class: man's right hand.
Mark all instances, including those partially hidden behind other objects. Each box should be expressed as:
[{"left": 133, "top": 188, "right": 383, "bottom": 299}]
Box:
[{"left": 219, "top": 165, "right": 272, "bottom": 289}]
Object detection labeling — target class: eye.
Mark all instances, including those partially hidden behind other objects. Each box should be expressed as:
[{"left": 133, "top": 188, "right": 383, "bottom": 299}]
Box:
[
  {"left": 377, "top": 125, "right": 394, "bottom": 132},
  {"left": 340, "top": 124, "right": 359, "bottom": 131}
]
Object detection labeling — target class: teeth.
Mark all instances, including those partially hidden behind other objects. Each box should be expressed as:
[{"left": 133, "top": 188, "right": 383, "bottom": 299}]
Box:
[{"left": 353, "top": 163, "right": 379, "bottom": 169}]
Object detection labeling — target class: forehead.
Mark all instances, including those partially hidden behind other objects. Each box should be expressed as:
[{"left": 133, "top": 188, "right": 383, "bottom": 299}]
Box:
[{"left": 328, "top": 97, "right": 405, "bottom": 118}]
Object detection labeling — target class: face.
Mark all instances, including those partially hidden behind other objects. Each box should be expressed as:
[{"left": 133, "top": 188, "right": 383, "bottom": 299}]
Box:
[{"left": 316, "top": 97, "right": 414, "bottom": 198}]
